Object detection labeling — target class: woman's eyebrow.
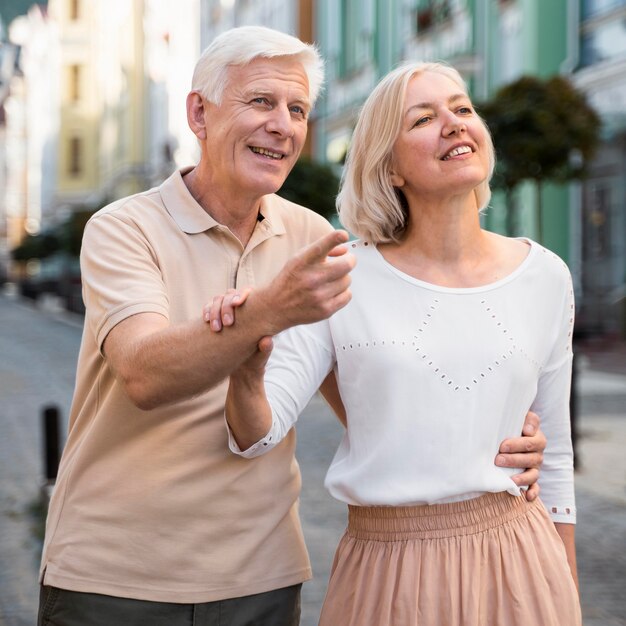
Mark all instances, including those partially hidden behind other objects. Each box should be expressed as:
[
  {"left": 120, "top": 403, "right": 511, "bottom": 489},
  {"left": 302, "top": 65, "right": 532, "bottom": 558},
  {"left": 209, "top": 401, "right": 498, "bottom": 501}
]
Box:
[{"left": 404, "top": 93, "right": 469, "bottom": 118}]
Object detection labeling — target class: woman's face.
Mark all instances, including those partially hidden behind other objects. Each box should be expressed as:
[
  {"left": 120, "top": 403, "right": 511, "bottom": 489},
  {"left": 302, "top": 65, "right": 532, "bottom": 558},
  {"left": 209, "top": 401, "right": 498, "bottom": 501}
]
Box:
[{"left": 390, "top": 71, "right": 491, "bottom": 205}]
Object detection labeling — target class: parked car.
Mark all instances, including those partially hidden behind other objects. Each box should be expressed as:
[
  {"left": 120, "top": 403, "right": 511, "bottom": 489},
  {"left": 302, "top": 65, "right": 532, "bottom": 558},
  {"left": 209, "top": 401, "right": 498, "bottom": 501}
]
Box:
[{"left": 18, "top": 254, "right": 84, "bottom": 314}]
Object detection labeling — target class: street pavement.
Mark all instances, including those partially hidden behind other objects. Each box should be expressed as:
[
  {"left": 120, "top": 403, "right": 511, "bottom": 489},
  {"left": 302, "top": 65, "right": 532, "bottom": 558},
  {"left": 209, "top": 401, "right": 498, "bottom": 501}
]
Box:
[{"left": 0, "top": 289, "right": 625, "bottom": 626}]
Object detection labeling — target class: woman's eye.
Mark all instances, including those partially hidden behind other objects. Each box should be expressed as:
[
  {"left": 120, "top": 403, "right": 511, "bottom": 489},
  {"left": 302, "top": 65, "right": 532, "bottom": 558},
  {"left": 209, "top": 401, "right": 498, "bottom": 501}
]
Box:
[{"left": 414, "top": 116, "right": 430, "bottom": 127}]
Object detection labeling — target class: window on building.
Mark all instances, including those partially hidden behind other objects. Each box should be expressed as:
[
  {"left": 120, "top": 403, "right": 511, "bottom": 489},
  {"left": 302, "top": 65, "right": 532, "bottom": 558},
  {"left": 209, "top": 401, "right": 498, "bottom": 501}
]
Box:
[
  {"left": 580, "top": 18, "right": 626, "bottom": 67},
  {"left": 339, "top": 0, "right": 375, "bottom": 78},
  {"left": 584, "top": 186, "right": 612, "bottom": 260},
  {"left": 497, "top": 2, "right": 523, "bottom": 82},
  {"left": 69, "top": 65, "right": 81, "bottom": 102},
  {"left": 68, "top": 137, "right": 83, "bottom": 176},
  {"left": 69, "top": 0, "right": 81, "bottom": 20},
  {"left": 582, "top": 0, "right": 626, "bottom": 20}
]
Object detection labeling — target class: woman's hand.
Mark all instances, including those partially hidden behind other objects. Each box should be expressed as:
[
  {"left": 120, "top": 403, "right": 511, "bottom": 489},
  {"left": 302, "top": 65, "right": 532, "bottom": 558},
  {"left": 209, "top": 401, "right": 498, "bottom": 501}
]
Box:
[{"left": 203, "top": 287, "right": 254, "bottom": 332}]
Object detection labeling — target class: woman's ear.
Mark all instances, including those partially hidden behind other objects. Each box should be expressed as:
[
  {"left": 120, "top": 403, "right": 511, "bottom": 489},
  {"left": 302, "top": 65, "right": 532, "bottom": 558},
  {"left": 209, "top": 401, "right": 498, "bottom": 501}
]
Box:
[
  {"left": 389, "top": 167, "right": 404, "bottom": 188},
  {"left": 186, "top": 92, "right": 208, "bottom": 140}
]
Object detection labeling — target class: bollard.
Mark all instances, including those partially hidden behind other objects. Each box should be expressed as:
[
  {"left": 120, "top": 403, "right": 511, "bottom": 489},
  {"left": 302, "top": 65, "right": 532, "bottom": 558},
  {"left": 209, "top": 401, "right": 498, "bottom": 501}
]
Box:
[{"left": 42, "top": 405, "right": 61, "bottom": 484}]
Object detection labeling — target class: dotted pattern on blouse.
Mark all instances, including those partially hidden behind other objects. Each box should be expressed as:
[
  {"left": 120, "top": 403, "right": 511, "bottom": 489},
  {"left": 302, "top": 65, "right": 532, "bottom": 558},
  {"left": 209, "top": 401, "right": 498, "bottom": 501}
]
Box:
[
  {"left": 550, "top": 505, "right": 575, "bottom": 518},
  {"left": 412, "top": 297, "right": 541, "bottom": 391},
  {"left": 337, "top": 240, "right": 570, "bottom": 391},
  {"left": 540, "top": 245, "right": 575, "bottom": 359}
]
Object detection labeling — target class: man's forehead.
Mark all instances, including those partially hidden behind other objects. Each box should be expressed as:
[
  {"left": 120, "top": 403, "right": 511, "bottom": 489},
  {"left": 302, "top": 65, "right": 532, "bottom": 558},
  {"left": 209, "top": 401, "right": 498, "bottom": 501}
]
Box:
[{"left": 229, "top": 57, "right": 310, "bottom": 95}]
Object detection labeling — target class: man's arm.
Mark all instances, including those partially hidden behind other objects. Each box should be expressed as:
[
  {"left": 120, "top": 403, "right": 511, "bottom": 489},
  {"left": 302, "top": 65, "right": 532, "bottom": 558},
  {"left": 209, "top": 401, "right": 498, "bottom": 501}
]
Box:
[{"left": 103, "top": 230, "right": 355, "bottom": 410}]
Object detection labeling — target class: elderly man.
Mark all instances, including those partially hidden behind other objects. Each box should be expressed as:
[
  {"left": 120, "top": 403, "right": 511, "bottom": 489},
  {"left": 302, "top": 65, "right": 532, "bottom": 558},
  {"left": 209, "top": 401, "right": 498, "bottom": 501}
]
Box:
[{"left": 38, "top": 26, "right": 545, "bottom": 626}]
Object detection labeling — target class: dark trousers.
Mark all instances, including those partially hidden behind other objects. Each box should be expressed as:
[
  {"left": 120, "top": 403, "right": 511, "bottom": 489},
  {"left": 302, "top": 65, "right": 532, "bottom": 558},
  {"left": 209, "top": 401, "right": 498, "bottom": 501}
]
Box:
[{"left": 38, "top": 583, "right": 302, "bottom": 626}]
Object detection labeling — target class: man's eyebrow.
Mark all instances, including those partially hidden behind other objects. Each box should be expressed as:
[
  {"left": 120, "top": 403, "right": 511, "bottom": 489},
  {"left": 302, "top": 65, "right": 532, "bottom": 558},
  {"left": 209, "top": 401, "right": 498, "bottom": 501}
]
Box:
[
  {"left": 244, "top": 89, "right": 311, "bottom": 109},
  {"left": 404, "top": 93, "right": 469, "bottom": 117},
  {"left": 244, "top": 88, "right": 273, "bottom": 99}
]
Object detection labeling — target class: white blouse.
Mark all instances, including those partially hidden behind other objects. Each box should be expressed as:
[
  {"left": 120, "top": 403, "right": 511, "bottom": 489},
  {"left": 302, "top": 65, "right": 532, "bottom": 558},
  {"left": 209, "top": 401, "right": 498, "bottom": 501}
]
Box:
[{"left": 230, "top": 239, "right": 576, "bottom": 524}]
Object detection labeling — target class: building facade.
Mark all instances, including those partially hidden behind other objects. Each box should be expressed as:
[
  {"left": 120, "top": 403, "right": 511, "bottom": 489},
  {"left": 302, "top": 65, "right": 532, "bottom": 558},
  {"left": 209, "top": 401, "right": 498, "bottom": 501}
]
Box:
[
  {"left": 1, "top": 5, "right": 59, "bottom": 278},
  {"left": 573, "top": 0, "right": 626, "bottom": 335}
]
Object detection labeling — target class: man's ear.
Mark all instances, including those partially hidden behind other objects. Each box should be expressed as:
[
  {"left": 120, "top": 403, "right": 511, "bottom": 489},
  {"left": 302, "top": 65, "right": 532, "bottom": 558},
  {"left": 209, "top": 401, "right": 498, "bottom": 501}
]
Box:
[{"left": 187, "top": 92, "right": 208, "bottom": 140}]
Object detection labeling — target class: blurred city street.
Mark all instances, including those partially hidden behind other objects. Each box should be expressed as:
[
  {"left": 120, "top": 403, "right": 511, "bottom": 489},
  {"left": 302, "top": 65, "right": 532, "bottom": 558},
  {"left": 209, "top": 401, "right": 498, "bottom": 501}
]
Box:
[{"left": 1, "top": 289, "right": 625, "bottom": 626}]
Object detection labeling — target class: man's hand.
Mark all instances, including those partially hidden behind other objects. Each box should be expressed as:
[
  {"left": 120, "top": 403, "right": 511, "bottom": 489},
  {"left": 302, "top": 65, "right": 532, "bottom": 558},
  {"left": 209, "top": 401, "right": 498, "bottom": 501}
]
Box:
[
  {"left": 205, "top": 230, "right": 356, "bottom": 334},
  {"left": 495, "top": 411, "right": 546, "bottom": 502},
  {"left": 255, "top": 229, "right": 356, "bottom": 333}
]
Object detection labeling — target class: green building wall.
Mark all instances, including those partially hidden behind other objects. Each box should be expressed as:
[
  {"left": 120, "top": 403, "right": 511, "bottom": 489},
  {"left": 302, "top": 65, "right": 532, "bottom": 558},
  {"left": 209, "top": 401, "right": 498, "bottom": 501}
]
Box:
[{"left": 479, "top": 0, "right": 573, "bottom": 263}]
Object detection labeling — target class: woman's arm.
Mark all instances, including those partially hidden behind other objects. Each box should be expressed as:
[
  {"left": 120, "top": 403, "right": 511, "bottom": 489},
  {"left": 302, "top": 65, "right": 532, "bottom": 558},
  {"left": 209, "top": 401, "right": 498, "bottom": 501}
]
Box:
[
  {"left": 210, "top": 288, "right": 342, "bottom": 454},
  {"left": 225, "top": 337, "right": 275, "bottom": 451},
  {"left": 555, "top": 522, "right": 579, "bottom": 590},
  {"left": 319, "top": 372, "right": 347, "bottom": 427}
]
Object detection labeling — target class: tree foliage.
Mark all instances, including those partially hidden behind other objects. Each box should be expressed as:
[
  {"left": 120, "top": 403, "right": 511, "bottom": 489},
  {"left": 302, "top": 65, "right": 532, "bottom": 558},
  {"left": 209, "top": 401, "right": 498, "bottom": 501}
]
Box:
[
  {"left": 11, "top": 208, "right": 96, "bottom": 262},
  {"left": 479, "top": 75, "right": 601, "bottom": 239},
  {"left": 11, "top": 232, "right": 60, "bottom": 262},
  {"left": 277, "top": 157, "right": 340, "bottom": 221}
]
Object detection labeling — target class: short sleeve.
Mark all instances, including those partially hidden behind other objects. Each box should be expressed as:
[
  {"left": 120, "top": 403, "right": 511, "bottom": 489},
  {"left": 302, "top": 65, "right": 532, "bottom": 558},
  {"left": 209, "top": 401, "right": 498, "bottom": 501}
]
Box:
[{"left": 81, "top": 211, "right": 170, "bottom": 353}]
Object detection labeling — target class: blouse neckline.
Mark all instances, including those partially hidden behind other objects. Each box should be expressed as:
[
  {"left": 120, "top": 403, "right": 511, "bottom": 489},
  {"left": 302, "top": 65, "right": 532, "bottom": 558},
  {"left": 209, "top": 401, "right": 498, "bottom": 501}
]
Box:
[{"left": 371, "top": 237, "right": 537, "bottom": 294}]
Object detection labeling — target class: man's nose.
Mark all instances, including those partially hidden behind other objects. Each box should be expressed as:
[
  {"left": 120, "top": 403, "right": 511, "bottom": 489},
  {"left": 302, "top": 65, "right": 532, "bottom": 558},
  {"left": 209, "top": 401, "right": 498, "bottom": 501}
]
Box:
[{"left": 265, "top": 104, "right": 295, "bottom": 137}]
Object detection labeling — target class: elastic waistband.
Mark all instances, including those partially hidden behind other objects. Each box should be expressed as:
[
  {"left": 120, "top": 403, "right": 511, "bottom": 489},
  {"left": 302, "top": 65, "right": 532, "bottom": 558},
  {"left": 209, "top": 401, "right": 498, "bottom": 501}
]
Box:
[{"left": 347, "top": 492, "right": 537, "bottom": 541}]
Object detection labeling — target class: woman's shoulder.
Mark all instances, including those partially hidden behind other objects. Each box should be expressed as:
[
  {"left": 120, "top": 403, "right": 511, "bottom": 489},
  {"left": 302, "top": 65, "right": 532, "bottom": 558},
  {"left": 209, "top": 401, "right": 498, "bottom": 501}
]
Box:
[
  {"left": 344, "top": 238, "right": 382, "bottom": 272},
  {"left": 523, "top": 238, "right": 572, "bottom": 282},
  {"left": 346, "top": 238, "right": 374, "bottom": 253},
  {"left": 489, "top": 232, "right": 571, "bottom": 282}
]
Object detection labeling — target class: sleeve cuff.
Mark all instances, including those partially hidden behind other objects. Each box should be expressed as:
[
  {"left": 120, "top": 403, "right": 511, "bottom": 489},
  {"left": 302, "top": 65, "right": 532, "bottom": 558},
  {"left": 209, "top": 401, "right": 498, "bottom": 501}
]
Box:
[
  {"left": 546, "top": 504, "right": 576, "bottom": 524},
  {"left": 225, "top": 416, "right": 278, "bottom": 459}
]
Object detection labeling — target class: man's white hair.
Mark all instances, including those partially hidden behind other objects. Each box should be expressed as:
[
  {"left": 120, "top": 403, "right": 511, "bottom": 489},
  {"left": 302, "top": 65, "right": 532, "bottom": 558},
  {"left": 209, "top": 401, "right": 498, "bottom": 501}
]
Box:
[{"left": 191, "top": 26, "right": 324, "bottom": 105}]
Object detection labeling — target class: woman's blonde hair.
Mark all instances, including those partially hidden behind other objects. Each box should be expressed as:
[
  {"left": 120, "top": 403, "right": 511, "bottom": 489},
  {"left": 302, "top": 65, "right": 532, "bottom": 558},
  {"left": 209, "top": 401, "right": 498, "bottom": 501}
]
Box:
[{"left": 338, "top": 61, "right": 495, "bottom": 243}]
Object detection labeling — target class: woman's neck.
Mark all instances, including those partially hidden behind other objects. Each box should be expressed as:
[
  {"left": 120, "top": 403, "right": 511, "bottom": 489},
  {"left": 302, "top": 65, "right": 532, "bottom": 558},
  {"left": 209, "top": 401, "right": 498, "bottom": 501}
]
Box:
[
  {"left": 377, "top": 195, "right": 505, "bottom": 288},
  {"left": 377, "top": 195, "right": 531, "bottom": 288}
]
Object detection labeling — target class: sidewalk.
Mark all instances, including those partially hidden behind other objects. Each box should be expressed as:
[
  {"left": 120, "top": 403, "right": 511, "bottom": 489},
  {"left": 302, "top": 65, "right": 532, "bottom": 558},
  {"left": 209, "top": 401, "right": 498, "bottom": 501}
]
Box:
[
  {"left": 575, "top": 338, "right": 626, "bottom": 504},
  {"left": 577, "top": 335, "right": 626, "bottom": 376}
]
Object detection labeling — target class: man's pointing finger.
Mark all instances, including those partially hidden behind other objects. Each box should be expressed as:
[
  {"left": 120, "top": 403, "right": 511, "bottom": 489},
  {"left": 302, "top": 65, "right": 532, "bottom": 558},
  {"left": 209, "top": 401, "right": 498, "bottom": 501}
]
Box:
[{"left": 300, "top": 230, "right": 351, "bottom": 264}]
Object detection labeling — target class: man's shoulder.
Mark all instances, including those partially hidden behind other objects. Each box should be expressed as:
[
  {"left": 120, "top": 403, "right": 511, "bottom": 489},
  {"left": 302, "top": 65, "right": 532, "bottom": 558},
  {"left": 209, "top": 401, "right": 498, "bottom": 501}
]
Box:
[{"left": 89, "top": 186, "right": 162, "bottom": 224}]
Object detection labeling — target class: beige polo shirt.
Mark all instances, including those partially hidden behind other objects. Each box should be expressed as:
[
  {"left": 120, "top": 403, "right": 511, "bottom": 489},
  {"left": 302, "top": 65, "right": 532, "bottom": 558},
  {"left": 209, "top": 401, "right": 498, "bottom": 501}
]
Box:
[{"left": 40, "top": 168, "right": 333, "bottom": 603}]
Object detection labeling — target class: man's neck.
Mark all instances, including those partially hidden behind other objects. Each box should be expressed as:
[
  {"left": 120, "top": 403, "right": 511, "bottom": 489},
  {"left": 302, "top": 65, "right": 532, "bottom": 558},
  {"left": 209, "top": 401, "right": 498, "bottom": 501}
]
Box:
[{"left": 182, "top": 166, "right": 262, "bottom": 246}]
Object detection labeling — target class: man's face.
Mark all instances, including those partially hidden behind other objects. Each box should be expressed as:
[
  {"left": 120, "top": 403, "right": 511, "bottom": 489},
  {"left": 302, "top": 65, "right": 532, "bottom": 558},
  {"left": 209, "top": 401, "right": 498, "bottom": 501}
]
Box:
[{"left": 199, "top": 56, "right": 310, "bottom": 202}]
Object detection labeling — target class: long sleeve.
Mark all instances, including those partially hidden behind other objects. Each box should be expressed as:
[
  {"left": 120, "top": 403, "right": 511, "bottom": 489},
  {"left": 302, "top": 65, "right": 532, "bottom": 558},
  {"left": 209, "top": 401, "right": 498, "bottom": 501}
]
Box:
[
  {"left": 228, "top": 320, "right": 336, "bottom": 458},
  {"left": 531, "top": 271, "right": 576, "bottom": 523}
]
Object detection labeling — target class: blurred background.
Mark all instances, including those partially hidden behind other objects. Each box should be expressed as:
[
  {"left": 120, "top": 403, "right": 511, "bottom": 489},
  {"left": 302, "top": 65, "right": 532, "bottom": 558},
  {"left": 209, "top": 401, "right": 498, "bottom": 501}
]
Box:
[
  {"left": 1, "top": 0, "right": 626, "bottom": 334},
  {"left": 0, "top": 0, "right": 624, "bottom": 625}
]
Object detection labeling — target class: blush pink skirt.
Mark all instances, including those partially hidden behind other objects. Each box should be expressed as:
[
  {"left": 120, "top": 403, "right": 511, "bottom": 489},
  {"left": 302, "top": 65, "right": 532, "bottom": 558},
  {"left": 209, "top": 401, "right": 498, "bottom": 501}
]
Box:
[{"left": 318, "top": 492, "right": 581, "bottom": 626}]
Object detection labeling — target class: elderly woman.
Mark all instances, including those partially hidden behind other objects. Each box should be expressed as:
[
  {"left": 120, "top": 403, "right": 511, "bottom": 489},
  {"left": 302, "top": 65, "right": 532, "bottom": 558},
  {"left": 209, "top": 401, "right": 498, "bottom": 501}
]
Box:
[{"left": 222, "top": 62, "right": 581, "bottom": 625}]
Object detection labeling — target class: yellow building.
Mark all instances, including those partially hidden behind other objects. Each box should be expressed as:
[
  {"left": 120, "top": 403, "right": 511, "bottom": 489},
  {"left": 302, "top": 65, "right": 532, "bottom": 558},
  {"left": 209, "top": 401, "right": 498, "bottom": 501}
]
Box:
[{"left": 50, "top": 0, "right": 149, "bottom": 213}]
